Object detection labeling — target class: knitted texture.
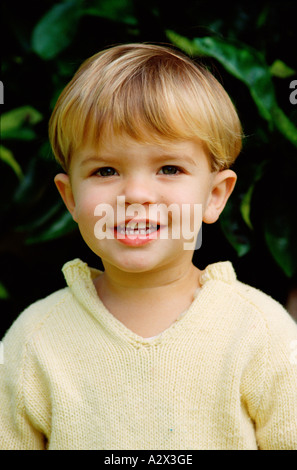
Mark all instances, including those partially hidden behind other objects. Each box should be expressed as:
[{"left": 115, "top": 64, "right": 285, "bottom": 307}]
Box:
[{"left": 1, "top": 258, "right": 297, "bottom": 450}]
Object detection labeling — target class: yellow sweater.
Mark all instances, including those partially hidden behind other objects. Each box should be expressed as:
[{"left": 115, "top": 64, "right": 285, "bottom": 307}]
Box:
[{"left": 1, "top": 259, "right": 297, "bottom": 450}]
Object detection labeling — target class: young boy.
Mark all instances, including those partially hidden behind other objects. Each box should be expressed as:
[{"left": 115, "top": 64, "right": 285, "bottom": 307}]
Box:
[{"left": 1, "top": 44, "right": 297, "bottom": 450}]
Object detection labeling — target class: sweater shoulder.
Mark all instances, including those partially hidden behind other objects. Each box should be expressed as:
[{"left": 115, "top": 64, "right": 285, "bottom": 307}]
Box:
[
  {"left": 230, "top": 279, "right": 297, "bottom": 332},
  {"left": 232, "top": 279, "right": 285, "bottom": 313},
  {"left": 2, "top": 287, "right": 72, "bottom": 345},
  {"left": 201, "top": 261, "right": 294, "bottom": 328}
]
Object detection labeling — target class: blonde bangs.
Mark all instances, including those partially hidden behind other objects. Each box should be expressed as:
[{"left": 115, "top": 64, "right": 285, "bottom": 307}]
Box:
[{"left": 49, "top": 44, "right": 242, "bottom": 171}]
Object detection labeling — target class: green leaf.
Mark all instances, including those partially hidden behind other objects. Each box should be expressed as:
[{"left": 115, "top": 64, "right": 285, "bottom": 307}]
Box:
[
  {"left": 270, "top": 59, "right": 296, "bottom": 78},
  {"left": 25, "top": 210, "right": 77, "bottom": 244},
  {"left": 167, "top": 31, "right": 274, "bottom": 119},
  {"left": 83, "top": 0, "right": 137, "bottom": 25},
  {"left": 31, "top": 0, "right": 83, "bottom": 60},
  {"left": 0, "top": 145, "right": 23, "bottom": 180},
  {"left": 166, "top": 31, "right": 297, "bottom": 149},
  {"left": 240, "top": 185, "right": 254, "bottom": 230},
  {"left": 240, "top": 161, "right": 267, "bottom": 229},
  {"left": 220, "top": 199, "right": 252, "bottom": 257},
  {"left": 2, "top": 129, "right": 38, "bottom": 141},
  {"left": 263, "top": 200, "right": 297, "bottom": 277},
  {"left": 0, "top": 281, "right": 10, "bottom": 300},
  {"left": 264, "top": 224, "right": 297, "bottom": 277},
  {"left": 16, "top": 201, "right": 64, "bottom": 232},
  {"left": 1, "top": 106, "right": 43, "bottom": 139},
  {"left": 271, "top": 107, "right": 297, "bottom": 147}
]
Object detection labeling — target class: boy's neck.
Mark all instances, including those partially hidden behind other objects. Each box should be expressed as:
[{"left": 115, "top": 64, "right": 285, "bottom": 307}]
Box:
[
  {"left": 93, "top": 261, "right": 202, "bottom": 337},
  {"left": 95, "top": 256, "right": 201, "bottom": 291}
]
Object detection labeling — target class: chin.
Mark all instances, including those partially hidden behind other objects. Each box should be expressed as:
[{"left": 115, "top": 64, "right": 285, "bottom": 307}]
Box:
[
  {"left": 115, "top": 260, "right": 157, "bottom": 273},
  {"left": 109, "top": 252, "right": 165, "bottom": 273}
]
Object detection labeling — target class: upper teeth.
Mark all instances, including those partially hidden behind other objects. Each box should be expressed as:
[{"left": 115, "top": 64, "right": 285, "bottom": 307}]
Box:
[{"left": 117, "top": 222, "right": 158, "bottom": 234}]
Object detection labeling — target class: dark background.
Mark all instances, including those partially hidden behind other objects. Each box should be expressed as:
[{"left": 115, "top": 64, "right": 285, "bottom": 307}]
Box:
[{"left": 1, "top": 0, "right": 297, "bottom": 338}]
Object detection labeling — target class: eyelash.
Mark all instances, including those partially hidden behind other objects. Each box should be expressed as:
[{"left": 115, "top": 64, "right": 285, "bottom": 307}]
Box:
[
  {"left": 159, "top": 165, "right": 182, "bottom": 175},
  {"left": 93, "top": 165, "right": 183, "bottom": 177},
  {"left": 94, "top": 167, "right": 118, "bottom": 177}
]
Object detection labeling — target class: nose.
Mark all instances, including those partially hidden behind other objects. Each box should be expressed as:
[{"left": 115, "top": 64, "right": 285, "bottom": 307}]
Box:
[{"left": 121, "top": 172, "right": 157, "bottom": 206}]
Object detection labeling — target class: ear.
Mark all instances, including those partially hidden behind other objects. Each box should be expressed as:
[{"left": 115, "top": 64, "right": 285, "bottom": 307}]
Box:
[
  {"left": 203, "top": 170, "right": 237, "bottom": 224},
  {"left": 54, "top": 173, "right": 77, "bottom": 222}
]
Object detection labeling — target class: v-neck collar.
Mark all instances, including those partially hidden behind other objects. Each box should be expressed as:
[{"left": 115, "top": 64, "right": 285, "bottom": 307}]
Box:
[{"left": 62, "top": 258, "right": 236, "bottom": 347}]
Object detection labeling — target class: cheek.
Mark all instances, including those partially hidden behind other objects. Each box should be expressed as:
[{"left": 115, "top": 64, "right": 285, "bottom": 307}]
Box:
[
  {"left": 74, "top": 183, "right": 111, "bottom": 217},
  {"left": 73, "top": 190, "right": 103, "bottom": 236},
  {"left": 75, "top": 189, "right": 119, "bottom": 244},
  {"left": 172, "top": 185, "right": 210, "bottom": 234},
  {"left": 75, "top": 196, "right": 97, "bottom": 221},
  {"left": 171, "top": 188, "right": 208, "bottom": 212}
]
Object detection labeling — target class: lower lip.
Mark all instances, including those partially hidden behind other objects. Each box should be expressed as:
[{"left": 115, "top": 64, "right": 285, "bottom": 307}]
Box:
[{"left": 114, "top": 226, "right": 161, "bottom": 246}]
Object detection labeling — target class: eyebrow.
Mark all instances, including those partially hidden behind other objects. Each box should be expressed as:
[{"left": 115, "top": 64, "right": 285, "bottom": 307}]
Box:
[
  {"left": 79, "top": 153, "right": 198, "bottom": 167},
  {"left": 79, "top": 155, "right": 119, "bottom": 167},
  {"left": 154, "top": 154, "right": 198, "bottom": 166}
]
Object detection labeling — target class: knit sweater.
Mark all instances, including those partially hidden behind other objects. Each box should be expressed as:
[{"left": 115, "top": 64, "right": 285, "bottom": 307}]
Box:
[{"left": 1, "top": 259, "right": 297, "bottom": 450}]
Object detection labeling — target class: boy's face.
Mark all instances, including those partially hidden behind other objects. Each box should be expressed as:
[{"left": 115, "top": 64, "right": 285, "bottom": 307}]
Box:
[{"left": 55, "top": 135, "right": 236, "bottom": 274}]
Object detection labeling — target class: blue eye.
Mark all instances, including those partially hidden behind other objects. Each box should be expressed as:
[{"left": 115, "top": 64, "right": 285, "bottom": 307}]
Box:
[
  {"left": 96, "top": 167, "right": 117, "bottom": 177},
  {"left": 160, "top": 165, "right": 180, "bottom": 175}
]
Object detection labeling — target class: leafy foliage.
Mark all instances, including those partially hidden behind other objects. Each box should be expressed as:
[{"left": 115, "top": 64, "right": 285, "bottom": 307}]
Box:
[{"left": 1, "top": 0, "right": 297, "bottom": 334}]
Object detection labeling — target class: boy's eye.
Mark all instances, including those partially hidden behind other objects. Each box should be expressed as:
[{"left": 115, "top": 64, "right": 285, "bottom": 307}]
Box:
[
  {"left": 159, "top": 165, "right": 181, "bottom": 175},
  {"left": 95, "top": 167, "right": 117, "bottom": 177}
]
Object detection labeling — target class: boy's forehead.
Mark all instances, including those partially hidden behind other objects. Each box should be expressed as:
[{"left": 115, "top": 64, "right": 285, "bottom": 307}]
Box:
[
  {"left": 71, "top": 134, "right": 212, "bottom": 175},
  {"left": 75, "top": 133, "right": 207, "bottom": 161}
]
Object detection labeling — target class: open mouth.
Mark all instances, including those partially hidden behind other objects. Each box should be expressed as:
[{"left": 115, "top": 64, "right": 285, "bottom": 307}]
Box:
[
  {"left": 115, "top": 221, "right": 160, "bottom": 236},
  {"left": 113, "top": 220, "right": 162, "bottom": 244}
]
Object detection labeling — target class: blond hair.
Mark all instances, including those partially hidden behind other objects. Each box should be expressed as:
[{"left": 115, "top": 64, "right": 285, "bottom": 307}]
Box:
[{"left": 49, "top": 43, "right": 242, "bottom": 172}]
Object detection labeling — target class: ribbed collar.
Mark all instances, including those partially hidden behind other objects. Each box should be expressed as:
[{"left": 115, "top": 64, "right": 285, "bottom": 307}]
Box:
[{"left": 63, "top": 258, "right": 236, "bottom": 287}]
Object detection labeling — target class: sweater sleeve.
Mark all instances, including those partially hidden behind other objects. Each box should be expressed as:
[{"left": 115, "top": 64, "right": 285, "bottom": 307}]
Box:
[
  {"left": 0, "top": 305, "right": 52, "bottom": 450},
  {"left": 241, "top": 288, "right": 297, "bottom": 450}
]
